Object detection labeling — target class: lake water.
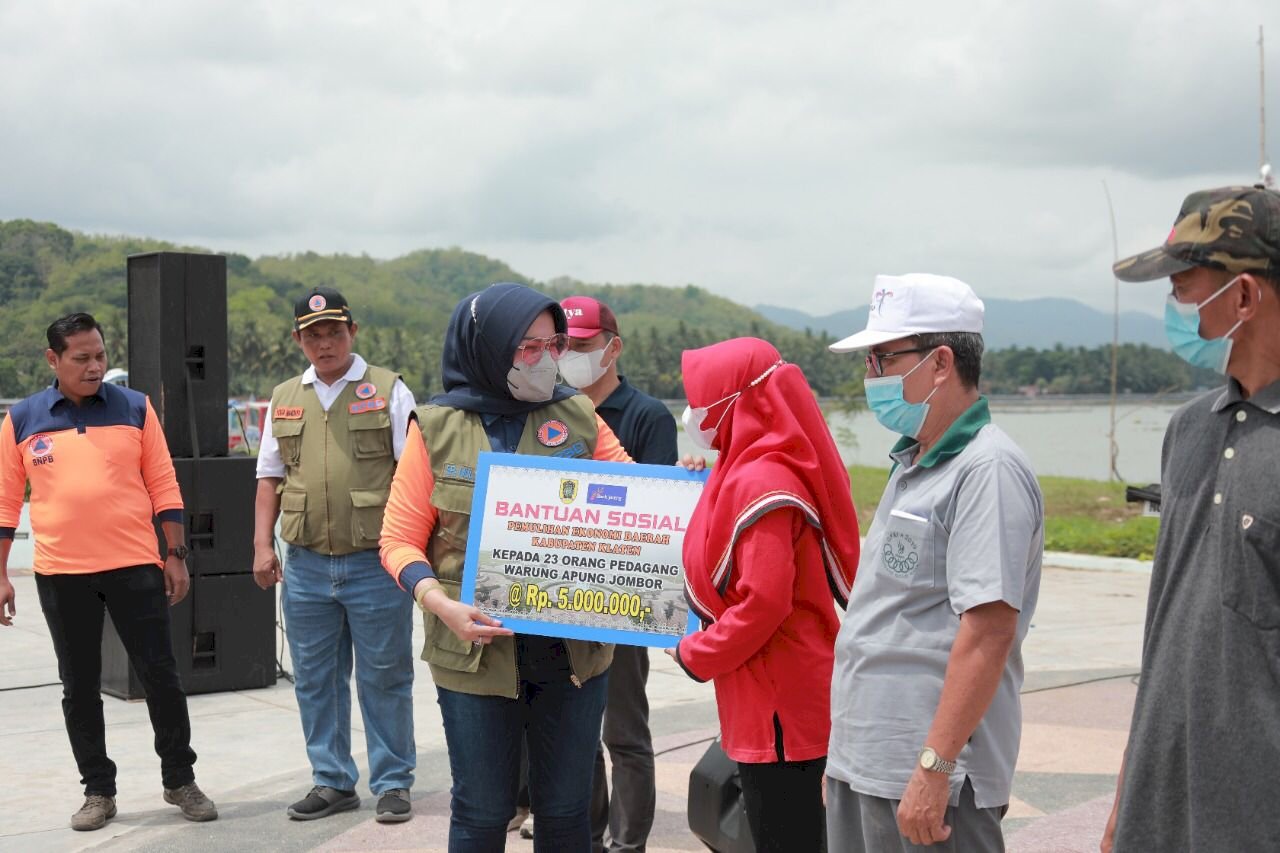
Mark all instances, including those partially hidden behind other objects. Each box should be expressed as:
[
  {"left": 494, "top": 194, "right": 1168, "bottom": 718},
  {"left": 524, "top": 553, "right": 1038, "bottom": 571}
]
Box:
[{"left": 673, "top": 396, "right": 1189, "bottom": 484}]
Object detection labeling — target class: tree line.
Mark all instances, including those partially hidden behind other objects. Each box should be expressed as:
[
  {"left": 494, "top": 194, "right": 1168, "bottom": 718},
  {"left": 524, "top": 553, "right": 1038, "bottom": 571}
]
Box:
[
  {"left": 981, "top": 343, "right": 1220, "bottom": 396},
  {"left": 0, "top": 218, "right": 1219, "bottom": 406}
]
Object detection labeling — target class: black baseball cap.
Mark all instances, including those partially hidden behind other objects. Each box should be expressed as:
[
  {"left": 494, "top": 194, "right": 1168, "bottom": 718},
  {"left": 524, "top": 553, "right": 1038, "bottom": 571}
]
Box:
[{"left": 294, "top": 287, "right": 353, "bottom": 331}]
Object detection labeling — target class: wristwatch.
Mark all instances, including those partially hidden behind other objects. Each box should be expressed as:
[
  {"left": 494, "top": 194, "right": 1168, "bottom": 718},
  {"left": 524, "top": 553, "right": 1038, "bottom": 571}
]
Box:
[
  {"left": 918, "top": 746, "right": 956, "bottom": 775},
  {"left": 168, "top": 545, "right": 190, "bottom": 560}
]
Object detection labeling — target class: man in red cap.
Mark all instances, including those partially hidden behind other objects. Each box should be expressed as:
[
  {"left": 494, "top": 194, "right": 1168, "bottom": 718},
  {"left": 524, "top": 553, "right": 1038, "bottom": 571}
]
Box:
[{"left": 558, "top": 295, "right": 677, "bottom": 853}]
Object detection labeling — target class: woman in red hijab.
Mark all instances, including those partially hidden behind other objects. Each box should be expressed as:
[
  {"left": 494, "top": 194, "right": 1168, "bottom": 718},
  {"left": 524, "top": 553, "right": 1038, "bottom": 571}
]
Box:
[{"left": 671, "top": 337, "right": 860, "bottom": 852}]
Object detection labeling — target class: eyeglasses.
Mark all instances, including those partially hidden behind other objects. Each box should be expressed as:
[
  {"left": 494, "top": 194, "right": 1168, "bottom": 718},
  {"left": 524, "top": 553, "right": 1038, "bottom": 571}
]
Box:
[
  {"left": 865, "top": 347, "right": 930, "bottom": 377},
  {"left": 515, "top": 333, "right": 569, "bottom": 366}
]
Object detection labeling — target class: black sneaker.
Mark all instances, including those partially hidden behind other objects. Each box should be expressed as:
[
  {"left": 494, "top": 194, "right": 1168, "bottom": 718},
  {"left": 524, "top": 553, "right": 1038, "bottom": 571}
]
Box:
[
  {"left": 375, "top": 788, "right": 412, "bottom": 823},
  {"left": 286, "top": 786, "right": 360, "bottom": 820}
]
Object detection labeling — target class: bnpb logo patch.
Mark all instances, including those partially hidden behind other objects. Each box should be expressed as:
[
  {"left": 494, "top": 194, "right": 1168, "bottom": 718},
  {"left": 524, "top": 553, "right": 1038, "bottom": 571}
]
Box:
[
  {"left": 309, "top": 293, "right": 327, "bottom": 311},
  {"left": 537, "top": 419, "right": 569, "bottom": 447},
  {"left": 355, "top": 382, "right": 376, "bottom": 399},
  {"left": 29, "top": 434, "right": 54, "bottom": 457}
]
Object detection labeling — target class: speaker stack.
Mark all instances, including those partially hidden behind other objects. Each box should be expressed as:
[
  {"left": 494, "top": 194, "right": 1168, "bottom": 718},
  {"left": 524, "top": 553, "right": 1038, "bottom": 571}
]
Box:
[{"left": 102, "top": 252, "right": 276, "bottom": 700}]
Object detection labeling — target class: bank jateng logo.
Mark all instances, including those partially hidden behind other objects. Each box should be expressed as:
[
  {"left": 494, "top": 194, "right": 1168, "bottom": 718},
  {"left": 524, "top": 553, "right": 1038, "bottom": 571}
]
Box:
[
  {"left": 882, "top": 531, "right": 920, "bottom": 577},
  {"left": 586, "top": 483, "right": 628, "bottom": 507}
]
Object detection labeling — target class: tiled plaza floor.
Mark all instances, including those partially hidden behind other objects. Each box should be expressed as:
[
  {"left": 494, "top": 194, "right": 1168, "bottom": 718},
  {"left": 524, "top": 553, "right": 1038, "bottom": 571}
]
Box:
[{"left": 0, "top": 563, "right": 1148, "bottom": 852}]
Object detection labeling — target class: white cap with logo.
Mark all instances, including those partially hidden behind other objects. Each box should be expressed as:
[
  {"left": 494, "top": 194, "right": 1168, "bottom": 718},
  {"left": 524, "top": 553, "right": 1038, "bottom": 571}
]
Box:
[{"left": 828, "top": 273, "right": 985, "bottom": 352}]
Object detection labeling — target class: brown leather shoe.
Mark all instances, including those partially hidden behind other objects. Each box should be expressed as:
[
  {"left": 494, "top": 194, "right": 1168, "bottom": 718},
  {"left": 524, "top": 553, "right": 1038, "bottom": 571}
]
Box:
[
  {"left": 163, "top": 782, "right": 219, "bottom": 822},
  {"left": 71, "top": 795, "right": 117, "bottom": 831}
]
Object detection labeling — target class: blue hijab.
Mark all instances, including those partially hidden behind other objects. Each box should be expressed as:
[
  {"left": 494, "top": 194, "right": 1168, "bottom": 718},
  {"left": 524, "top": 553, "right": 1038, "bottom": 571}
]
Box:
[{"left": 430, "top": 282, "right": 577, "bottom": 416}]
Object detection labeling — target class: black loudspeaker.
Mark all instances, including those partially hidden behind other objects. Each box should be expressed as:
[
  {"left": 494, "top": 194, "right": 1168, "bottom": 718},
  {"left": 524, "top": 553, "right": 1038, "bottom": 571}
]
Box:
[
  {"left": 127, "top": 252, "right": 228, "bottom": 458},
  {"left": 101, "top": 573, "right": 277, "bottom": 700},
  {"left": 688, "top": 740, "right": 756, "bottom": 853},
  {"left": 162, "top": 457, "right": 257, "bottom": 577}
]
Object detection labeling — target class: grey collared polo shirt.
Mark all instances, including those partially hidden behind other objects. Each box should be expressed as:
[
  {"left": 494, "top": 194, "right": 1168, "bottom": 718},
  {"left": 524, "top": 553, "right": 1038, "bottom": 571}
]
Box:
[
  {"left": 1114, "top": 379, "right": 1280, "bottom": 852},
  {"left": 826, "top": 397, "right": 1044, "bottom": 809}
]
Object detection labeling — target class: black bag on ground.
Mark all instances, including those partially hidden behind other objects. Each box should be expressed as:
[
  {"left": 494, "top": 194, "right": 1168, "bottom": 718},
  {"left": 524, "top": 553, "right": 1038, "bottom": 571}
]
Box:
[{"left": 688, "top": 738, "right": 756, "bottom": 853}]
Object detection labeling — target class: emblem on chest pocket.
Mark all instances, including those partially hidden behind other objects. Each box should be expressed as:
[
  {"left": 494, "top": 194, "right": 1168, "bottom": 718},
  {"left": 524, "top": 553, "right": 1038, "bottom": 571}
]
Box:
[{"left": 883, "top": 531, "right": 921, "bottom": 577}]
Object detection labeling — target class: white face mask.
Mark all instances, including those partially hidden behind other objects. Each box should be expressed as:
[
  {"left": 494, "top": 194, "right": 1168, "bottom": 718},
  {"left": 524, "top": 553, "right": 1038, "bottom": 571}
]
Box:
[
  {"left": 681, "top": 360, "right": 783, "bottom": 450},
  {"left": 507, "top": 351, "right": 559, "bottom": 402},
  {"left": 681, "top": 393, "right": 739, "bottom": 450},
  {"left": 558, "top": 340, "right": 616, "bottom": 389}
]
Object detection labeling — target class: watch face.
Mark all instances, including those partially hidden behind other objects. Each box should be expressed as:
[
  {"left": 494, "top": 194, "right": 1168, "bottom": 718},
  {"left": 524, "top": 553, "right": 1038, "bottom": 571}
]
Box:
[
  {"left": 920, "top": 748, "right": 937, "bottom": 769},
  {"left": 171, "top": 546, "right": 189, "bottom": 559}
]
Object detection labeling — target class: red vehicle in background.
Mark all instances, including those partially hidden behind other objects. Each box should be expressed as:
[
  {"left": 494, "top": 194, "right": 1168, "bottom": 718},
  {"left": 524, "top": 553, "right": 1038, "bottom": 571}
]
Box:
[{"left": 228, "top": 400, "right": 269, "bottom": 454}]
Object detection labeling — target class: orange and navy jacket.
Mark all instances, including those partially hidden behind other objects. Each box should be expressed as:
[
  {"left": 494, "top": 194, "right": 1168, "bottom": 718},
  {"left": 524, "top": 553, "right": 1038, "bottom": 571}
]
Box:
[{"left": 0, "top": 383, "right": 183, "bottom": 575}]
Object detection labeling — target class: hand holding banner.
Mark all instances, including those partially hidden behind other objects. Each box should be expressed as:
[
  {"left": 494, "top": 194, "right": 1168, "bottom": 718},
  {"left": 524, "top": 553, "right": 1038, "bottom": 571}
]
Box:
[{"left": 462, "top": 452, "right": 707, "bottom": 648}]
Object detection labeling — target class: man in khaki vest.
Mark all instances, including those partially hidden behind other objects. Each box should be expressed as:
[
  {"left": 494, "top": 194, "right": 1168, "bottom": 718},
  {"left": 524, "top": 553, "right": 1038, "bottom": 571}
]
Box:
[{"left": 252, "top": 287, "right": 418, "bottom": 823}]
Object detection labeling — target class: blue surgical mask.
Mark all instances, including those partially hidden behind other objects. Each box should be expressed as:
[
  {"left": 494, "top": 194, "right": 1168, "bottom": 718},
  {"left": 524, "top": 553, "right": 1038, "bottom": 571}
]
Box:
[
  {"left": 1164, "top": 275, "right": 1244, "bottom": 375},
  {"left": 863, "top": 350, "right": 938, "bottom": 438}
]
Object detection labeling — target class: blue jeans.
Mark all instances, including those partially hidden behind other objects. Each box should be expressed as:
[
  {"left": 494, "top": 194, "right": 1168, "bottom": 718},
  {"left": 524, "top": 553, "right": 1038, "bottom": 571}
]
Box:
[
  {"left": 437, "top": 644, "right": 608, "bottom": 853},
  {"left": 282, "top": 545, "right": 415, "bottom": 794}
]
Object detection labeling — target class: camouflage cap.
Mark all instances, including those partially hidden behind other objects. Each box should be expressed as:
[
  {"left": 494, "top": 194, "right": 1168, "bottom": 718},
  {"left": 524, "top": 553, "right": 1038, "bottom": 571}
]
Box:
[{"left": 1113, "top": 185, "right": 1280, "bottom": 282}]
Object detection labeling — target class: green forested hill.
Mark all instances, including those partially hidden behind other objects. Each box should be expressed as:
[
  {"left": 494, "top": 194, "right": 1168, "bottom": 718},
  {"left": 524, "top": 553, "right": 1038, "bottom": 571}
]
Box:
[
  {"left": 0, "top": 219, "right": 860, "bottom": 400},
  {"left": 0, "top": 218, "right": 1210, "bottom": 403}
]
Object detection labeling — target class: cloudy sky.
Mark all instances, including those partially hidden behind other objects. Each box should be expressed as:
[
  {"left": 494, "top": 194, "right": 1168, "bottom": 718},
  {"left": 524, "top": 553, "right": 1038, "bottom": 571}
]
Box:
[{"left": 1, "top": 1, "right": 1276, "bottom": 317}]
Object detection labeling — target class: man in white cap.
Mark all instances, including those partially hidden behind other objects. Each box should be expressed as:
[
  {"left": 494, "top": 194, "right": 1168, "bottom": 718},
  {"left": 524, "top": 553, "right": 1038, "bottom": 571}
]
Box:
[{"left": 823, "top": 274, "right": 1044, "bottom": 851}]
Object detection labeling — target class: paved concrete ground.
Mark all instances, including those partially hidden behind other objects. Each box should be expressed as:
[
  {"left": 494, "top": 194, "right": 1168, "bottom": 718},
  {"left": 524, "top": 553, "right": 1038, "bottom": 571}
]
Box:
[{"left": 0, "top": 563, "right": 1148, "bottom": 852}]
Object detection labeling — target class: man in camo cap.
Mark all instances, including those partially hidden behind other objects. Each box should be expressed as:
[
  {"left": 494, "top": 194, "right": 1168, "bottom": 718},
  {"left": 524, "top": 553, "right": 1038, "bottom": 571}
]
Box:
[{"left": 1103, "top": 185, "right": 1280, "bottom": 852}]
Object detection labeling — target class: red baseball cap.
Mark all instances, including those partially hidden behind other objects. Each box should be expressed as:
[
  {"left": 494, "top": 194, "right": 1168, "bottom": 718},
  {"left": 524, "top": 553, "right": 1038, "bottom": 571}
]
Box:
[{"left": 560, "top": 296, "right": 619, "bottom": 339}]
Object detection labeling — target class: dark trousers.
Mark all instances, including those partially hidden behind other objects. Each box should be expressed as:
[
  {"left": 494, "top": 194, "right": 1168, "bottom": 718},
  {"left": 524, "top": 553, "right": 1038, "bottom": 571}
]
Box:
[
  {"left": 738, "top": 756, "right": 827, "bottom": 853},
  {"left": 590, "top": 644, "right": 655, "bottom": 852},
  {"left": 35, "top": 566, "right": 197, "bottom": 797}
]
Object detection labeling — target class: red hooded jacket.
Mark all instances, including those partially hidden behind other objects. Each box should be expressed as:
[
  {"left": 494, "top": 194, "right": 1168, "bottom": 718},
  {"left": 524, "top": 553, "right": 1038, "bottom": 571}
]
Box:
[{"left": 676, "top": 338, "right": 860, "bottom": 764}]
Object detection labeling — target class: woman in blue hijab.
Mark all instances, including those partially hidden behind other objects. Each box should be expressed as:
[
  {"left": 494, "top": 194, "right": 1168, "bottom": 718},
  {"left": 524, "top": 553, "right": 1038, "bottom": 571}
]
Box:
[{"left": 381, "top": 283, "right": 632, "bottom": 852}]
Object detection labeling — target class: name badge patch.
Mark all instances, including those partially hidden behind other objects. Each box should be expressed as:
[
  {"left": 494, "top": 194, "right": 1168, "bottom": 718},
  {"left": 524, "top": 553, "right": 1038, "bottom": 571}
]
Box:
[
  {"left": 274, "top": 406, "right": 304, "bottom": 420},
  {"left": 349, "top": 397, "right": 387, "bottom": 415},
  {"left": 443, "top": 462, "right": 476, "bottom": 482}
]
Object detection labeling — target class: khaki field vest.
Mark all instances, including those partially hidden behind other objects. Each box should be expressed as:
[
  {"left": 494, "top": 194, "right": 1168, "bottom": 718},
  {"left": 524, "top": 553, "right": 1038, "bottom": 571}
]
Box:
[
  {"left": 418, "top": 394, "right": 615, "bottom": 697},
  {"left": 271, "top": 364, "right": 400, "bottom": 556}
]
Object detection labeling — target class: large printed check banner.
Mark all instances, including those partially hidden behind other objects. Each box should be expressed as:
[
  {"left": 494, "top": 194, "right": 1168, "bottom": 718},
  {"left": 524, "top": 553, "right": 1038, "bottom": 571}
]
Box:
[{"left": 462, "top": 452, "right": 708, "bottom": 648}]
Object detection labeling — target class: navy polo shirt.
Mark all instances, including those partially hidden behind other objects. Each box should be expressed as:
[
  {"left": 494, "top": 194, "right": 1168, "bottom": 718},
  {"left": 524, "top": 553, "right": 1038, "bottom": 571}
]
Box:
[{"left": 596, "top": 377, "right": 678, "bottom": 466}]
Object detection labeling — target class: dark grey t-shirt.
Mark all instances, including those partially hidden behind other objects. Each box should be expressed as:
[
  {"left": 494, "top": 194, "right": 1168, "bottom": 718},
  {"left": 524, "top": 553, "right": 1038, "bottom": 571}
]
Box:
[{"left": 1115, "top": 379, "right": 1280, "bottom": 851}]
